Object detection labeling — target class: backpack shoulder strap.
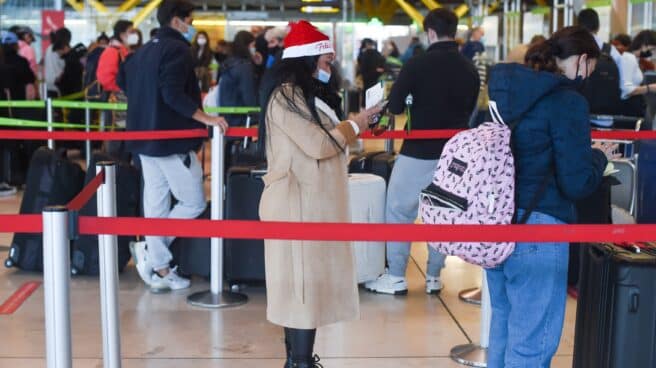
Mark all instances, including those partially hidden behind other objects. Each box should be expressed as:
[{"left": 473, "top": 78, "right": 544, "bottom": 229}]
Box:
[{"left": 601, "top": 43, "right": 612, "bottom": 55}]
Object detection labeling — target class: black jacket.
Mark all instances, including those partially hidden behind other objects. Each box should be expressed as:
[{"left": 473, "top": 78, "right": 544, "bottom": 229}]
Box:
[
  {"left": 57, "top": 45, "right": 86, "bottom": 97},
  {"left": 388, "top": 41, "right": 479, "bottom": 160},
  {"left": 118, "top": 26, "right": 204, "bottom": 157},
  {"left": 1, "top": 47, "right": 35, "bottom": 101},
  {"left": 358, "top": 48, "right": 385, "bottom": 90}
]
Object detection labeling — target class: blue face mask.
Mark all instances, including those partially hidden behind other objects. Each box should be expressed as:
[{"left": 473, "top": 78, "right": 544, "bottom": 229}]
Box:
[
  {"left": 183, "top": 24, "right": 196, "bottom": 42},
  {"left": 316, "top": 68, "right": 331, "bottom": 84}
]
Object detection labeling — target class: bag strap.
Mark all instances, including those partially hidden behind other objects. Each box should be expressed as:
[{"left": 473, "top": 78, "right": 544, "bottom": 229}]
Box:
[{"left": 515, "top": 168, "right": 553, "bottom": 224}]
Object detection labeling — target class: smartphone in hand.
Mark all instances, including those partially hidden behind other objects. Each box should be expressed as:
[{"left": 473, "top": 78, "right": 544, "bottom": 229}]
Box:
[{"left": 369, "top": 100, "right": 389, "bottom": 127}]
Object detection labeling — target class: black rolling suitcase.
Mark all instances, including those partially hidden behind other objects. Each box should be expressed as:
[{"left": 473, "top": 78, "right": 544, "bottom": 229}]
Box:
[
  {"left": 169, "top": 203, "right": 211, "bottom": 278},
  {"left": 5, "top": 148, "right": 85, "bottom": 271},
  {"left": 70, "top": 153, "right": 140, "bottom": 275},
  {"left": 573, "top": 243, "right": 656, "bottom": 368},
  {"left": 569, "top": 176, "right": 617, "bottom": 286},
  {"left": 224, "top": 166, "right": 266, "bottom": 285}
]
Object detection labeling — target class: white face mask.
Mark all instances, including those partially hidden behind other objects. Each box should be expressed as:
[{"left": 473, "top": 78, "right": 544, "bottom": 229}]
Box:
[
  {"left": 316, "top": 68, "right": 331, "bottom": 84},
  {"left": 197, "top": 37, "right": 207, "bottom": 46},
  {"left": 127, "top": 33, "right": 139, "bottom": 46},
  {"left": 249, "top": 47, "right": 257, "bottom": 56}
]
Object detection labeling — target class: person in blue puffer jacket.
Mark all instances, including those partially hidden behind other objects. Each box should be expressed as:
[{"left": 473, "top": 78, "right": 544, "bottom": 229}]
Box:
[
  {"left": 485, "top": 26, "right": 618, "bottom": 368},
  {"left": 219, "top": 30, "right": 258, "bottom": 127}
]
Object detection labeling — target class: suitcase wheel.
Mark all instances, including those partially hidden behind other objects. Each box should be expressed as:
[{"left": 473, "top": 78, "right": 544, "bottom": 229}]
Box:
[
  {"left": 4, "top": 258, "right": 13, "bottom": 268},
  {"left": 70, "top": 267, "right": 79, "bottom": 276}
]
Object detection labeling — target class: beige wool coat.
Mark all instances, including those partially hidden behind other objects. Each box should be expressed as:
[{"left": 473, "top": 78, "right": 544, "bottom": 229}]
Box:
[{"left": 259, "top": 84, "right": 360, "bottom": 329}]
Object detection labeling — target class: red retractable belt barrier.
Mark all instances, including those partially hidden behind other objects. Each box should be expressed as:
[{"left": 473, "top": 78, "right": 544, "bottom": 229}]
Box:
[
  {"left": 66, "top": 170, "right": 105, "bottom": 211},
  {"left": 0, "top": 214, "right": 654, "bottom": 243},
  {"left": 75, "top": 217, "right": 656, "bottom": 243},
  {"left": 0, "top": 215, "right": 42, "bottom": 233},
  {"left": 1, "top": 127, "right": 656, "bottom": 141},
  {"left": 0, "top": 129, "right": 209, "bottom": 141}
]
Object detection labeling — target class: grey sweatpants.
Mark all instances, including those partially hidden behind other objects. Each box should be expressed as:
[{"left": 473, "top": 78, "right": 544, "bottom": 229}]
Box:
[{"left": 386, "top": 154, "right": 446, "bottom": 278}]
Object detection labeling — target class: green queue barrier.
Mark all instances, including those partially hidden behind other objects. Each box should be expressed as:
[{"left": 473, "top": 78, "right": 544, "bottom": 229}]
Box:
[
  {"left": 0, "top": 116, "right": 101, "bottom": 130},
  {"left": 0, "top": 100, "right": 46, "bottom": 108},
  {"left": 0, "top": 100, "right": 260, "bottom": 114},
  {"left": 51, "top": 100, "right": 128, "bottom": 111},
  {"left": 204, "top": 106, "right": 260, "bottom": 114}
]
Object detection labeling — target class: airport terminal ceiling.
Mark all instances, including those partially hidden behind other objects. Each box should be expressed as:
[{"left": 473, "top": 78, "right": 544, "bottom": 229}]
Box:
[{"left": 0, "top": 0, "right": 556, "bottom": 22}]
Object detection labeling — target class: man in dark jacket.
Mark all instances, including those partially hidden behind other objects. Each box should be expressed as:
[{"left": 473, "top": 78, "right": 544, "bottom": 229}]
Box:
[
  {"left": 357, "top": 38, "right": 386, "bottom": 107},
  {"left": 118, "top": 0, "right": 227, "bottom": 292},
  {"left": 365, "top": 9, "right": 480, "bottom": 296}
]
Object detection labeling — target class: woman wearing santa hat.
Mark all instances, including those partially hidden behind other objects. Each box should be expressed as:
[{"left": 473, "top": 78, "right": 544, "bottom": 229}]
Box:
[{"left": 258, "top": 20, "right": 381, "bottom": 368}]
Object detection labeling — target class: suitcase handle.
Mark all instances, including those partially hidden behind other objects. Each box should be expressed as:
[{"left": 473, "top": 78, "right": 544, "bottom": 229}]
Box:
[{"left": 251, "top": 169, "right": 267, "bottom": 178}]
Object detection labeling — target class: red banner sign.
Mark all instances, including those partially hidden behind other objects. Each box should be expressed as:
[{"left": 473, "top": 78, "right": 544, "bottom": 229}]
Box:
[{"left": 41, "top": 10, "right": 65, "bottom": 55}]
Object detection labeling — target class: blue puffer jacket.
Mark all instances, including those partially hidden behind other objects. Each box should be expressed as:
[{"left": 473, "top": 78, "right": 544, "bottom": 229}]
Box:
[
  {"left": 488, "top": 63, "right": 607, "bottom": 224},
  {"left": 219, "top": 56, "right": 257, "bottom": 127}
]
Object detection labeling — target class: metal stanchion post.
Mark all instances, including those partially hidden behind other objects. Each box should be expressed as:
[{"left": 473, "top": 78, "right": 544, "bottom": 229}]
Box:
[
  {"left": 100, "top": 109, "right": 106, "bottom": 132},
  {"left": 43, "top": 206, "right": 72, "bottom": 368},
  {"left": 85, "top": 104, "right": 92, "bottom": 168},
  {"left": 47, "top": 98, "right": 54, "bottom": 149},
  {"left": 451, "top": 270, "right": 491, "bottom": 367},
  {"left": 96, "top": 162, "right": 122, "bottom": 368},
  {"left": 187, "top": 126, "right": 248, "bottom": 308},
  {"left": 459, "top": 287, "right": 482, "bottom": 306}
]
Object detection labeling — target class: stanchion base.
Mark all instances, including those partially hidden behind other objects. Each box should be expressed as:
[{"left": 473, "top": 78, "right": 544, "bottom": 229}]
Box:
[
  {"left": 458, "top": 287, "right": 482, "bottom": 305},
  {"left": 187, "top": 290, "right": 248, "bottom": 309},
  {"left": 450, "top": 343, "right": 487, "bottom": 367}
]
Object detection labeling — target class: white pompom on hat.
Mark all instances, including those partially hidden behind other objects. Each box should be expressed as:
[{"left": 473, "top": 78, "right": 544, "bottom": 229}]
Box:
[
  {"left": 265, "top": 27, "right": 287, "bottom": 43},
  {"left": 282, "top": 20, "right": 334, "bottom": 59}
]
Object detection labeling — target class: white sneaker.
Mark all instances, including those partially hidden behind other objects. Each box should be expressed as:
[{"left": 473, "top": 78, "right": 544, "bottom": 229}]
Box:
[
  {"left": 129, "top": 241, "right": 152, "bottom": 286},
  {"left": 0, "top": 183, "right": 17, "bottom": 197},
  {"left": 364, "top": 272, "right": 408, "bottom": 295},
  {"left": 426, "top": 276, "right": 444, "bottom": 295},
  {"left": 150, "top": 267, "right": 190, "bottom": 292}
]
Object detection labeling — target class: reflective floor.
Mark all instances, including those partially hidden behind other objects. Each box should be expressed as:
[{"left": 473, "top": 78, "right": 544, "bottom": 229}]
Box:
[{"left": 0, "top": 190, "right": 576, "bottom": 368}]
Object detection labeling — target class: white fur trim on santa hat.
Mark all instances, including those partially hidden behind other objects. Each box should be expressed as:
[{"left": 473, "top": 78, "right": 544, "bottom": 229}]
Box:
[{"left": 282, "top": 40, "right": 334, "bottom": 59}]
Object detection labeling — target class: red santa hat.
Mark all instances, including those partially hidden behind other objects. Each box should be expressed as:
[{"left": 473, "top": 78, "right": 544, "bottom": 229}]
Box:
[{"left": 282, "top": 20, "right": 334, "bottom": 59}]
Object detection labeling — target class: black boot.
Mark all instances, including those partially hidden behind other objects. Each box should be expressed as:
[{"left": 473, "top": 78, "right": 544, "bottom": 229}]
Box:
[
  {"left": 284, "top": 328, "right": 293, "bottom": 368},
  {"left": 288, "top": 328, "right": 323, "bottom": 367},
  {"left": 291, "top": 354, "right": 323, "bottom": 368}
]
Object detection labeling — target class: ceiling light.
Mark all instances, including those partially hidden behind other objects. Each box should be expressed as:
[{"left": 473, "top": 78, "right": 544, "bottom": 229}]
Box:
[{"left": 300, "top": 6, "right": 340, "bottom": 13}]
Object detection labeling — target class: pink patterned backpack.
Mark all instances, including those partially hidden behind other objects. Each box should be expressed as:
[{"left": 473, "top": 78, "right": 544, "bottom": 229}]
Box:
[{"left": 419, "top": 101, "right": 517, "bottom": 268}]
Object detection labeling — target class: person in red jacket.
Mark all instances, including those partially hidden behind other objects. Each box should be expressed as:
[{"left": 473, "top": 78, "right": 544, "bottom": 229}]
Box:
[
  {"left": 96, "top": 20, "right": 136, "bottom": 93},
  {"left": 97, "top": 20, "right": 139, "bottom": 129}
]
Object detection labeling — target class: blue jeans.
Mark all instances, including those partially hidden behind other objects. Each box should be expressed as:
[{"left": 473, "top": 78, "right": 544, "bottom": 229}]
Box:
[
  {"left": 486, "top": 210, "right": 569, "bottom": 368},
  {"left": 386, "top": 155, "right": 446, "bottom": 278}
]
